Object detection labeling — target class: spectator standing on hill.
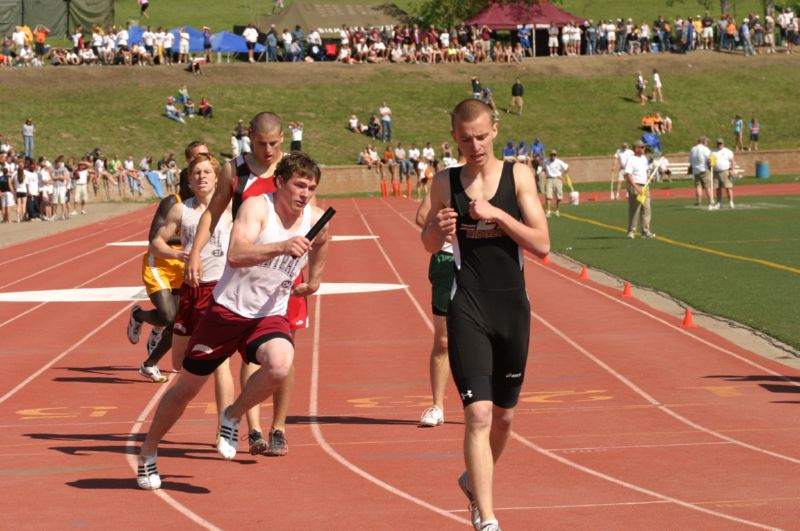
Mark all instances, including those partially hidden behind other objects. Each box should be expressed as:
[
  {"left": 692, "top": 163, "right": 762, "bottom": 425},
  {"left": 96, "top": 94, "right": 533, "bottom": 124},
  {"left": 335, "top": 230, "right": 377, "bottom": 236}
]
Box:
[
  {"left": 635, "top": 71, "right": 648, "bottom": 105},
  {"left": 21, "top": 118, "right": 35, "bottom": 159},
  {"left": 733, "top": 114, "right": 744, "bottom": 151},
  {"left": 624, "top": 140, "right": 655, "bottom": 239},
  {"left": 178, "top": 27, "right": 190, "bottom": 64},
  {"left": 470, "top": 76, "right": 482, "bottom": 98},
  {"left": 651, "top": 69, "right": 664, "bottom": 103},
  {"left": 138, "top": 0, "right": 150, "bottom": 19},
  {"left": 689, "top": 136, "right": 716, "bottom": 209},
  {"left": 33, "top": 24, "right": 50, "bottom": 60},
  {"left": 712, "top": 138, "right": 736, "bottom": 208},
  {"left": 508, "top": 78, "right": 524, "bottom": 115},
  {"left": 202, "top": 26, "right": 212, "bottom": 63},
  {"left": 379, "top": 101, "right": 393, "bottom": 143},
  {"left": 243, "top": 23, "right": 259, "bottom": 63},
  {"left": 548, "top": 23, "right": 559, "bottom": 55},
  {"left": 289, "top": 121, "right": 304, "bottom": 151},
  {"left": 748, "top": 117, "right": 760, "bottom": 151}
]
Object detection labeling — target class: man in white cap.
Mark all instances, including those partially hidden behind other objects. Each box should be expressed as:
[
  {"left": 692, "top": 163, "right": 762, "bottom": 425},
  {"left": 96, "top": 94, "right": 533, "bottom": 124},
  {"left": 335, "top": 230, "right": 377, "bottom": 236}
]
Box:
[
  {"left": 712, "top": 138, "right": 736, "bottom": 208},
  {"left": 624, "top": 140, "right": 655, "bottom": 238},
  {"left": 543, "top": 149, "right": 568, "bottom": 217}
]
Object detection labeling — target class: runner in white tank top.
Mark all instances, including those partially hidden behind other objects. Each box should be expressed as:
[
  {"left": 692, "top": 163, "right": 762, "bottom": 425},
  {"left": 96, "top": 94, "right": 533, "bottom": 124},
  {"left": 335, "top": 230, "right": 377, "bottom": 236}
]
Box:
[
  {"left": 180, "top": 196, "right": 231, "bottom": 283},
  {"left": 137, "top": 152, "right": 330, "bottom": 490},
  {"left": 213, "top": 192, "right": 311, "bottom": 319}
]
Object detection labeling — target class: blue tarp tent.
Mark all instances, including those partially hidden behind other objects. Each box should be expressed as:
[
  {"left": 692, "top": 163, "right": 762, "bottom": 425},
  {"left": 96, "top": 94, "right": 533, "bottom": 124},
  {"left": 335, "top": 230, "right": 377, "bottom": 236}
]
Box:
[
  {"left": 144, "top": 171, "right": 164, "bottom": 198},
  {"left": 211, "top": 31, "right": 265, "bottom": 53},
  {"left": 128, "top": 25, "right": 144, "bottom": 44},
  {"left": 642, "top": 132, "right": 662, "bottom": 155},
  {"left": 168, "top": 26, "right": 205, "bottom": 53}
]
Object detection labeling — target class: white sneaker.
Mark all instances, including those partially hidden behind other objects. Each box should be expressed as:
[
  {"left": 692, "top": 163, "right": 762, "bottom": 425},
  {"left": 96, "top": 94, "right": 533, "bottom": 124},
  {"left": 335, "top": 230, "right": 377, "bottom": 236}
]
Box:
[
  {"left": 480, "top": 521, "right": 501, "bottom": 531},
  {"left": 138, "top": 363, "right": 168, "bottom": 383},
  {"left": 217, "top": 407, "right": 240, "bottom": 460},
  {"left": 419, "top": 405, "right": 444, "bottom": 427},
  {"left": 729, "top": 201, "right": 735, "bottom": 209},
  {"left": 545, "top": 211, "right": 551, "bottom": 218},
  {"left": 627, "top": 231, "right": 635, "bottom": 239},
  {"left": 554, "top": 210, "right": 560, "bottom": 217},
  {"left": 146, "top": 327, "right": 164, "bottom": 356},
  {"left": 137, "top": 454, "right": 161, "bottom": 490},
  {"left": 458, "top": 472, "right": 481, "bottom": 531},
  {"left": 708, "top": 203, "right": 716, "bottom": 211},
  {"left": 712, "top": 202, "right": 721, "bottom": 210},
  {"left": 127, "top": 304, "right": 142, "bottom": 344}
]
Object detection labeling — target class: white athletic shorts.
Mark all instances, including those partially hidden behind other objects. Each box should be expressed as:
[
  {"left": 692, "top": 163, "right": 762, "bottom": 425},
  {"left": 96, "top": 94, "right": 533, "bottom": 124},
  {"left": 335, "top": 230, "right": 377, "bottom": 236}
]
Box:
[
  {"left": 52, "top": 186, "right": 67, "bottom": 205},
  {"left": 1, "top": 191, "right": 13, "bottom": 208}
]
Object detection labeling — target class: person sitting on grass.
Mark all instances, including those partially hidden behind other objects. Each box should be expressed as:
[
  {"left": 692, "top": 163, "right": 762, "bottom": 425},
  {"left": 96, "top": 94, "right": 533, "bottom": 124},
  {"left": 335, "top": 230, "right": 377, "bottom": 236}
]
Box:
[
  {"left": 164, "top": 98, "right": 186, "bottom": 124},
  {"left": 197, "top": 97, "right": 213, "bottom": 119},
  {"left": 183, "top": 98, "right": 196, "bottom": 118},
  {"left": 348, "top": 115, "right": 368, "bottom": 134}
]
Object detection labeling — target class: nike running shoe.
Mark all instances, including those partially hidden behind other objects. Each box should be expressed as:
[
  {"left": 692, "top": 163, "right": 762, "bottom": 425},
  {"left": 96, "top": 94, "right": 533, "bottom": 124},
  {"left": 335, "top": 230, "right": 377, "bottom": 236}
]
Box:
[
  {"left": 265, "top": 429, "right": 288, "bottom": 456},
  {"left": 217, "top": 407, "right": 240, "bottom": 460},
  {"left": 137, "top": 454, "right": 161, "bottom": 490},
  {"left": 458, "top": 472, "right": 481, "bottom": 531},
  {"left": 138, "top": 362, "right": 168, "bottom": 383},
  {"left": 419, "top": 405, "right": 444, "bottom": 427},
  {"left": 248, "top": 430, "right": 267, "bottom": 455},
  {"left": 127, "top": 304, "right": 142, "bottom": 344}
]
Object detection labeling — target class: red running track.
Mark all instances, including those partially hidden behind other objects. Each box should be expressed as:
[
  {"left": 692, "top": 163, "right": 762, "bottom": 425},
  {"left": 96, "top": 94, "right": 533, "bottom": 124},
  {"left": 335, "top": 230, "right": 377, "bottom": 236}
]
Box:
[{"left": 0, "top": 199, "right": 798, "bottom": 529}]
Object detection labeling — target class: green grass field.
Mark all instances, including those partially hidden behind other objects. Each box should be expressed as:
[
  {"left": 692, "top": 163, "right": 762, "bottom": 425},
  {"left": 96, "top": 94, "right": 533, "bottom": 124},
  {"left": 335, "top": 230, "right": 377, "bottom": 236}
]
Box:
[
  {"left": 549, "top": 194, "right": 800, "bottom": 349},
  {"left": 111, "top": 0, "right": 769, "bottom": 32}
]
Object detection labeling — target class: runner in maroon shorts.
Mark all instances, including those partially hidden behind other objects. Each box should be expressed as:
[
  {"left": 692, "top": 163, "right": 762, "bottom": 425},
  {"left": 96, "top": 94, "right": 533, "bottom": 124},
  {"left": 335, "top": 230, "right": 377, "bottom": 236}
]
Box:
[
  {"left": 186, "top": 111, "right": 312, "bottom": 456},
  {"left": 150, "top": 153, "right": 235, "bottom": 425},
  {"left": 137, "top": 152, "right": 330, "bottom": 490}
]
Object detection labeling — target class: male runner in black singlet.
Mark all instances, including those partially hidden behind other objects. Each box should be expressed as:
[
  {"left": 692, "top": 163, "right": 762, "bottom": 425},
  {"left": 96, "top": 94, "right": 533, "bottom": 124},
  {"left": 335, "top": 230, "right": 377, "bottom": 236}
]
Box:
[{"left": 422, "top": 99, "right": 550, "bottom": 531}]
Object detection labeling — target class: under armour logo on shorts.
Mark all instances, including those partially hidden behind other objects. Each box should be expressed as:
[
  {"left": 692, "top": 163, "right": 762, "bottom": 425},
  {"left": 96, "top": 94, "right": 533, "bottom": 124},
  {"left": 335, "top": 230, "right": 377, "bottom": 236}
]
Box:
[{"left": 460, "top": 390, "right": 473, "bottom": 400}]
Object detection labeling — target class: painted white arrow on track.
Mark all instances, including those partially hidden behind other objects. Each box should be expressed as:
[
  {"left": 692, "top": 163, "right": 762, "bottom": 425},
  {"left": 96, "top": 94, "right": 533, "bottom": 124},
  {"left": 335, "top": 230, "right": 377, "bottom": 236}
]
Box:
[{"left": 0, "top": 283, "right": 405, "bottom": 302}]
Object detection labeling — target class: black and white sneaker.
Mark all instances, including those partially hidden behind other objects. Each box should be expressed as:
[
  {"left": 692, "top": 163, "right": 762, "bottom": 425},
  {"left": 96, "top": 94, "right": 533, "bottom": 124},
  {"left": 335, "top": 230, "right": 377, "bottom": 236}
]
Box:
[
  {"left": 137, "top": 454, "right": 161, "bottom": 490},
  {"left": 217, "top": 407, "right": 240, "bottom": 460},
  {"left": 458, "top": 472, "right": 481, "bottom": 531},
  {"left": 127, "top": 305, "right": 142, "bottom": 344}
]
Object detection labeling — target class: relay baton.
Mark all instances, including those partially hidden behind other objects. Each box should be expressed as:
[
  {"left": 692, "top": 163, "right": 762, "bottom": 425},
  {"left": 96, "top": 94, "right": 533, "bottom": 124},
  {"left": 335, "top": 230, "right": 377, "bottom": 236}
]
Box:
[{"left": 305, "top": 207, "right": 336, "bottom": 241}]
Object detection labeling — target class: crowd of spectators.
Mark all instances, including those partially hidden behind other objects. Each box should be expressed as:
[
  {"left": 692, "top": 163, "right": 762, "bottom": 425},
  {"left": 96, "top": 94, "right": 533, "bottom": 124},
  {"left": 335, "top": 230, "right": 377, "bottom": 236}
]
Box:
[
  {"left": 0, "top": 128, "right": 182, "bottom": 224},
  {"left": 2, "top": 7, "right": 795, "bottom": 68}
]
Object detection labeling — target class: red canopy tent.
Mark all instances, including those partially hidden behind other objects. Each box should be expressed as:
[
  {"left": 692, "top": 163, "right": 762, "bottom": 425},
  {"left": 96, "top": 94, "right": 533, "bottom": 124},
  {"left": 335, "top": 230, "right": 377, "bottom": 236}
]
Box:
[{"left": 466, "top": 1, "right": 586, "bottom": 30}]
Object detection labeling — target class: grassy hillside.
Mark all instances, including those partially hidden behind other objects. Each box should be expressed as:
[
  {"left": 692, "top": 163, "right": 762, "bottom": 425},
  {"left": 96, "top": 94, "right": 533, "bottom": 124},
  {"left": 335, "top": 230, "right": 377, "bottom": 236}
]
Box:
[
  {"left": 112, "top": 0, "right": 770, "bottom": 33},
  {"left": 1, "top": 52, "right": 798, "bottom": 167}
]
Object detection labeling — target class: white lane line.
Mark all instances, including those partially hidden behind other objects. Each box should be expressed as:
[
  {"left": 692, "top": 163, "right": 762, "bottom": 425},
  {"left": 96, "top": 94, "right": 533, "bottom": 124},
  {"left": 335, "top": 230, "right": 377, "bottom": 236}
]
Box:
[
  {"left": 532, "top": 310, "right": 800, "bottom": 468},
  {"left": 512, "top": 431, "right": 778, "bottom": 530},
  {"left": 528, "top": 256, "right": 800, "bottom": 387},
  {"left": 380, "top": 198, "right": 785, "bottom": 527},
  {"left": 0, "top": 217, "right": 143, "bottom": 265},
  {"left": 126, "top": 381, "right": 221, "bottom": 530},
  {"left": 0, "top": 304, "right": 134, "bottom": 405},
  {"left": 0, "top": 226, "right": 146, "bottom": 290},
  {"left": 308, "top": 293, "right": 469, "bottom": 526},
  {"left": 0, "top": 251, "right": 143, "bottom": 330}
]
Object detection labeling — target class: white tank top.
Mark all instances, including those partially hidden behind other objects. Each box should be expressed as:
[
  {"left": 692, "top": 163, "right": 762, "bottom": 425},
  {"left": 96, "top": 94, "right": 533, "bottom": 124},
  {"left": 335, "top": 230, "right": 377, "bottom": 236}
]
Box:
[
  {"left": 213, "top": 193, "right": 312, "bottom": 319},
  {"left": 180, "top": 198, "right": 232, "bottom": 283}
]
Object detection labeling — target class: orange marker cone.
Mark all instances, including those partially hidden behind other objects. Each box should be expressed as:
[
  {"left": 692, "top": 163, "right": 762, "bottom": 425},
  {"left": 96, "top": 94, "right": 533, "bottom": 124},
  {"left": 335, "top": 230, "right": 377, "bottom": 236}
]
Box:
[
  {"left": 681, "top": 308, "right": 697, "bottom": 328},
  {"left": 392, "top": 180, "right": 400, "bottom": 197},
  {"left": 406, "top": 179, "right": 412, "bottom": 198},
  {"left": 380, "top": 180, "right": 388, "bottom": 197},
  {"left": 541, "top": 254, "right": 551, "bottom": 264},
  {"left": 578, "top": 265, "right": 589, "bottom": 280},
  {"left": 621, "top": 281, "right": 633, "bottom": 298}
]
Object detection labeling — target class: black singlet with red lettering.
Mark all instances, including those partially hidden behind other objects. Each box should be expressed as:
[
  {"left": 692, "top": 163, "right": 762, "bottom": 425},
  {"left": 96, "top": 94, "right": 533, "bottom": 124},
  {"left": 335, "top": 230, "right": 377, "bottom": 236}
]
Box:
[
  {"left": 446, "top": 161, "right": 531, "bottom": 409},
  {"left": 449, "top": 161, "right": 524, "bottom": 290}
]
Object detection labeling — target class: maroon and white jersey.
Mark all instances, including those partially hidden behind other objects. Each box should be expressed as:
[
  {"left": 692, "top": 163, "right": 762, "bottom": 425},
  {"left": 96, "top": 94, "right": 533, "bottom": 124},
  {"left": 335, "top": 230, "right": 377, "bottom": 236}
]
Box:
[
  {"left": 213, "top": 193, "right": 312, "bottom": 319},
  {"left": 231, "top": 154, "right": 278, "bottom": 219}
]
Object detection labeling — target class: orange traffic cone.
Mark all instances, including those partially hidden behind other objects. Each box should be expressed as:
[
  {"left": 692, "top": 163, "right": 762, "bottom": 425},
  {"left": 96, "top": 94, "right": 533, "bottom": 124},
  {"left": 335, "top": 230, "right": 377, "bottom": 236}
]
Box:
[
  {"left": 380, "top": 180, "right": 388, "bottom": 197},
  {"left": 406, "top": 179, "right": 412, "bottom": 198},
  {"left": 392, "top": 180, "right": 400, "bottom": 197},
  {"left": 681, "top": 308, "right": 697, "bottom": 328},
  {"left": 621, "top": 281, "right": 633, "bottom": 298},
  {"left": 541, "top": 254, "right": 551, "bottom": 264},
  {"left": 578, "top": 265, "right": 589, "bottom": 280}
]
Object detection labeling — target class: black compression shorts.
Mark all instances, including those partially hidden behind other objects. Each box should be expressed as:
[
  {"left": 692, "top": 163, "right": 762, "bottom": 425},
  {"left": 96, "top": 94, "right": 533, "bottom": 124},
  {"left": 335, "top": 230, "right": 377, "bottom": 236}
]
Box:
[{"left": 447, "top": 287, "right": 530, "bottom": 409}]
